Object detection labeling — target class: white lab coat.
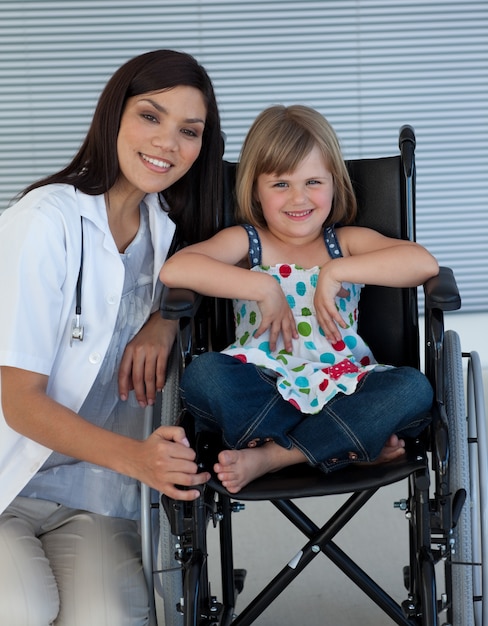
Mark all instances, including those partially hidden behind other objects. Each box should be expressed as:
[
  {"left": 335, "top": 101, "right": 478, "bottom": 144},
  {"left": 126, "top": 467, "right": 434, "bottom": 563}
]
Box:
[{"left": 0, "top": 184, "right": 175, "bottom": 513}]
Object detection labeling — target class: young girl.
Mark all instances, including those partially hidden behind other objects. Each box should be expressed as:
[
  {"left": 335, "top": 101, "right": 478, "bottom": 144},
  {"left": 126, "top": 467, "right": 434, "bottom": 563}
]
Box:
[
  {"left": 160, "top": 104, "right": 438, "bottom": 495},
  {"left": 0, "top": 49, "right": 220, "bottom": 625}
]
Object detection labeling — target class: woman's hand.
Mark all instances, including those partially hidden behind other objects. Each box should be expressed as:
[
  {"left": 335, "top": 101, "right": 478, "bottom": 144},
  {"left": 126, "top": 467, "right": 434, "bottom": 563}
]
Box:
[
  {"left": 132, "top": 426, "right": 210, "bottom": 500},
  {"left": 254, "top": 278, "right": 298, "bottom": 352},
  {"left": 118, "top": 312, "right": 178, "bottom": 407},
  {"left": 1, "top": 366, "right": 207, "bottom": 500}
]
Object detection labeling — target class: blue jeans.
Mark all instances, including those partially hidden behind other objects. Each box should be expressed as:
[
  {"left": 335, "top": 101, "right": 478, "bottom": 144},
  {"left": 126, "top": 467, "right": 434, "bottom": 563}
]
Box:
[{"left": 180, "top": 352, "right": 433, "bottom": 473}]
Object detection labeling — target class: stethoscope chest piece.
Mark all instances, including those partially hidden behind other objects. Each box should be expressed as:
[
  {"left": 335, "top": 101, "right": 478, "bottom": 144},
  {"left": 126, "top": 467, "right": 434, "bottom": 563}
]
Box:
[{"left": 71, "top": 314, "right": 84, "bottom": 346}]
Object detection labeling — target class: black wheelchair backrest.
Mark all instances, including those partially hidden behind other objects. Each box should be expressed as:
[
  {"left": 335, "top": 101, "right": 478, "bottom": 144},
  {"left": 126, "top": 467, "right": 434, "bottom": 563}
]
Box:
[{"left": 211, "top": 156, "right": 419, "bottom": 369}]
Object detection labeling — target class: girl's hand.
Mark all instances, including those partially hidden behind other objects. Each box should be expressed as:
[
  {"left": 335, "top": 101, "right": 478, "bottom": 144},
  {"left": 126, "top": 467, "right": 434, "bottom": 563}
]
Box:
[
  {"left": 314, "top": 268, "right": 348, "bottom": 342},
  {"left": 254, "top": 279, "right": 298, "bottom": 352}
]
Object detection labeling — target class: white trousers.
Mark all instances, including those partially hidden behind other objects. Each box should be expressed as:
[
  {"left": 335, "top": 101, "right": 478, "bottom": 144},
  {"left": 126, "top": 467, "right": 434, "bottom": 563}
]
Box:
[{"left": 0, "top": 497, "right": 149, "bottom": 626}]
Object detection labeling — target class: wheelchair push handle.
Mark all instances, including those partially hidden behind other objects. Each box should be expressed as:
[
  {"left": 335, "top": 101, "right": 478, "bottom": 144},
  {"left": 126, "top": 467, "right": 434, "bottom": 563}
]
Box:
[{"left": 399, "top": 124, "right": 416, "bottom": 179}]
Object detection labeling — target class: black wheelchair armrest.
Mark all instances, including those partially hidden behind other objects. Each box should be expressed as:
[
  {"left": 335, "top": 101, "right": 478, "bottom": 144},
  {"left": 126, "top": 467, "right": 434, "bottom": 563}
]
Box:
[
  {"left": 160, "top": 285, "right": 202, "bottom": 320},
  {"left": 423, "top": 266, "right": 461, "bottom": 313}
]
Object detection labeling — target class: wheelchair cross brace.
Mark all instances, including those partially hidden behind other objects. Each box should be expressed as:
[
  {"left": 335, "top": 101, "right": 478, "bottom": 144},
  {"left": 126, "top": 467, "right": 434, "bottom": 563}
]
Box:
[{"left": 167, "top": 458, "right": 435, "bottom": 626}]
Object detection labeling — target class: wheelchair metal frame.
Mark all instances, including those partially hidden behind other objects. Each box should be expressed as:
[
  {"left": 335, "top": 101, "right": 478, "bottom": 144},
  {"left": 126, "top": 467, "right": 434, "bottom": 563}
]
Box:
[
  {"left": 145, "top": 332, "right": 486, "bottom": 626},
  {"left": 141, "top": 128, "right": 487, "bottom": 626}
]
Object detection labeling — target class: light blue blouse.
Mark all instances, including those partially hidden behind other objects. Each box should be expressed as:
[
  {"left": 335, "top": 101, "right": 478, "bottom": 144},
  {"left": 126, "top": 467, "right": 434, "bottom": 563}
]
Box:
[{"left": 20, "top": 202, "right": 156, "bottom": 520}]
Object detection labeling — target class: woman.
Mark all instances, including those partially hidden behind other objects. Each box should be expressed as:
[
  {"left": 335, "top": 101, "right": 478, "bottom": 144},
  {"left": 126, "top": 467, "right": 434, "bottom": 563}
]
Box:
[{"left": 0, "top": 49, "right": 220, "bottom": 625}]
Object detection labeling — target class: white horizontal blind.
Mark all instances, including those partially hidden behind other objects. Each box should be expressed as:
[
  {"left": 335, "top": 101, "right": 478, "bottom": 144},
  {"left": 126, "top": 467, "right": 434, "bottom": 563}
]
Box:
[{"left": 1, "top": 0, "right": 487, "bottom": 312}]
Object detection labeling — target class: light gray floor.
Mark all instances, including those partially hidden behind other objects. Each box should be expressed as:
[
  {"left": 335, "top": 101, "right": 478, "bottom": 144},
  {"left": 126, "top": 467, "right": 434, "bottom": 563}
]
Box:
[{"left": 202, "top": 369, "right": 488, "bottom": 625}]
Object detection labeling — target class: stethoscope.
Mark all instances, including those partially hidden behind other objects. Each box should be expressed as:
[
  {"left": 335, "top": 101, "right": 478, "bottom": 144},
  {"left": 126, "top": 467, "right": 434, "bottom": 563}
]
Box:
[{"left": 70, "top": 217, "right": 85, "bottom": 346}]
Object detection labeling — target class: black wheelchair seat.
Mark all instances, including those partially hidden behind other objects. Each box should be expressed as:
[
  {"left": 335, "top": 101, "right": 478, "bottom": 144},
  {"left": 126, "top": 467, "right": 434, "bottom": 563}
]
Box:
[{"left": 196, "top": 430, "right": 428, "bottom": 501}]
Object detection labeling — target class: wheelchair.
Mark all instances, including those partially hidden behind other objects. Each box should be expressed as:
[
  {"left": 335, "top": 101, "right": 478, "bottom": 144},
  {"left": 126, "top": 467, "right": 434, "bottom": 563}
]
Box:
[{"left": 142, "top": 126, "right": 487, "bottom": 626}]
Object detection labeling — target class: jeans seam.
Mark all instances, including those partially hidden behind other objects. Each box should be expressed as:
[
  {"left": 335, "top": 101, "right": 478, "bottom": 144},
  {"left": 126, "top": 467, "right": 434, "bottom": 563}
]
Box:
[
  {"left": 290, "top": 402, "right": 370, "bottom": 467},
  {"left": 234, "top": 391, "right": 290, "bottom": 449},
  {"left": 181, "top": 366, "right": 292, "bottom": 450},
  {"left": 180, "top": 396, "right": 219, "bottom": 425}
]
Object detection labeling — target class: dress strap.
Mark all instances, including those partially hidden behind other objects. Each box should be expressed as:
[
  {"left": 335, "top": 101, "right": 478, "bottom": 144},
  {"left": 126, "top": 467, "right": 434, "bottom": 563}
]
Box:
[
  {"left": 241, "top": 224, "right": 262, "bottom": 267},
  {"left": 324, "top": 225, "right": 344, "bottom": 259},
  {"left": 242, "top": 223, "right": 341, "bottom": 265}
]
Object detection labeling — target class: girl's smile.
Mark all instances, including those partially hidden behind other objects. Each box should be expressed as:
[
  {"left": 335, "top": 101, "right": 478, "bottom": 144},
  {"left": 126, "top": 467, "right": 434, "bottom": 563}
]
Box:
[{"left": 284, "top": 209, "right": 314, "bottom": 219}]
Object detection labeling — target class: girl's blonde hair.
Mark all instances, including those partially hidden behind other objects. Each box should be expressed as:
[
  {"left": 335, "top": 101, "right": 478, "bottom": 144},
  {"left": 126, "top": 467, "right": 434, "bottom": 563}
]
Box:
[{"left": 236, "top": 105, "right": 357, "bottom": 228}]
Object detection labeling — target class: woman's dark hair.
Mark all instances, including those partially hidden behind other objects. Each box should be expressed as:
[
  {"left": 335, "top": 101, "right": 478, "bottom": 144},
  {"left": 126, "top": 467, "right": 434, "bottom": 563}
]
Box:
[{"left": 21, "top": 50, "right": 223, "bottom": 242}]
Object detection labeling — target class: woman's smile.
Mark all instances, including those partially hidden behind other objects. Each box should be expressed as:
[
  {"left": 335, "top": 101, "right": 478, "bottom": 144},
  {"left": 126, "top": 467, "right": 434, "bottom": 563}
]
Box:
[{"left": 139, "top": 153, "right": 173, "bottom": 171}]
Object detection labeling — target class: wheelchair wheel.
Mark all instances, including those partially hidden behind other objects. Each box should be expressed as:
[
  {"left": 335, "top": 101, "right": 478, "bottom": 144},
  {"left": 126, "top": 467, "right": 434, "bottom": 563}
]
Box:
[
  {"left": 466, "top": 348, "right": 488, "bottom": 626},
  {"left": 157, "top": 506, "right": 185, "bottom": 626},
  {"left": 444, "top": 330, "right": 474, "bottom": 626},
  {"left": 156, "top": 341, "right": 185, "bottom": 626}
]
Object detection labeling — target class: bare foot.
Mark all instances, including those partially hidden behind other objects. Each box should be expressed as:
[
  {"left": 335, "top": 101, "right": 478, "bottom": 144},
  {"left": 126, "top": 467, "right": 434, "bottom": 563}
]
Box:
[
  {"left": 356, "top": 434, "right": 406, "bottom": 467},
  {"left": 376, "top": 434, "right": 406, "bottom": 462},
  {"left": 215, "top": 435, "right": 406, "bottom": 493},
  {"left": 214, "top": 442, "right": 306, "bottom": 494}
]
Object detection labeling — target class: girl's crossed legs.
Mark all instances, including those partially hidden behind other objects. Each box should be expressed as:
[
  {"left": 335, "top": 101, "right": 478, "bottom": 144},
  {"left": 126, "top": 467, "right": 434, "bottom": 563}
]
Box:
[{"left": 181, "top": 352, "right": 433, "bottom": 493}]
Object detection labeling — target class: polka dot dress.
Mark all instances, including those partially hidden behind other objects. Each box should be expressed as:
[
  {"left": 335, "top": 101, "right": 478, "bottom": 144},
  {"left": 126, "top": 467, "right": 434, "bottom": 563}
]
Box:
[{"left": 221, "top": 224, "right": 379, "bottom": 414}]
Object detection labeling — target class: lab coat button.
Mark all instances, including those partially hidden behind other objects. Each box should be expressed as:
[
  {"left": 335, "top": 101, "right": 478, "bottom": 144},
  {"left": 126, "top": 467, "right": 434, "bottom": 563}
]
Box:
[
  {"left": 89, "top": 352, "right": 101, "bottom": 364},
  {"left": 107, "top": 294, "right": 117, "bottom": 305}
]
